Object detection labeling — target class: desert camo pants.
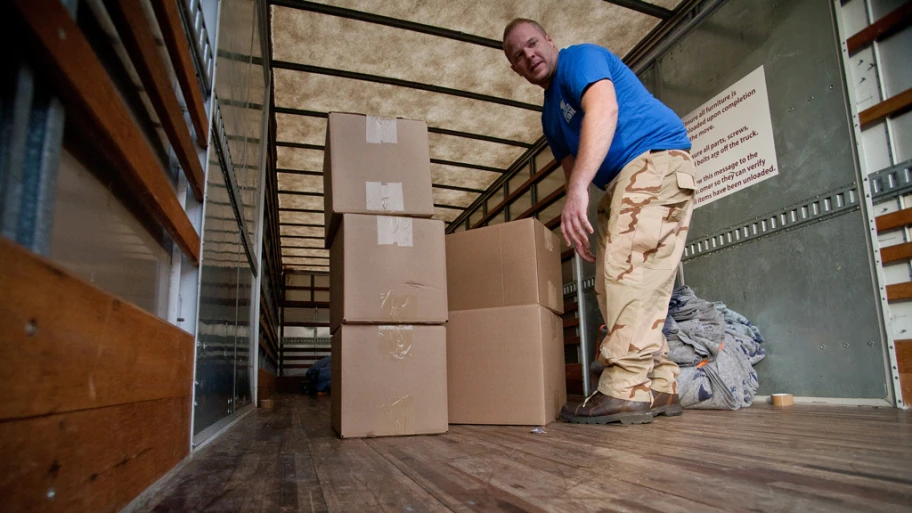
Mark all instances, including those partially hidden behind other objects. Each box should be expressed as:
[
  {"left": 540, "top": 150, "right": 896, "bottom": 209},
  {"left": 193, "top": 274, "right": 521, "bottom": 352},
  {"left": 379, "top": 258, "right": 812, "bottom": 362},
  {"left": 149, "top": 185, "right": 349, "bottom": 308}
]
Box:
[{"left": 594, "top": 150, "right": 696, "bottom": 403}]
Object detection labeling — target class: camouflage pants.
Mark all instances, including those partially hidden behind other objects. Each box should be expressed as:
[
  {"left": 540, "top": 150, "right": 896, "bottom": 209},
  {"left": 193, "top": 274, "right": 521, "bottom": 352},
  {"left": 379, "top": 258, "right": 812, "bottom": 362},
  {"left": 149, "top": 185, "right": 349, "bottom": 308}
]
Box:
[{"left": 594, "top": 150, "right": 696, "bottom": 403}]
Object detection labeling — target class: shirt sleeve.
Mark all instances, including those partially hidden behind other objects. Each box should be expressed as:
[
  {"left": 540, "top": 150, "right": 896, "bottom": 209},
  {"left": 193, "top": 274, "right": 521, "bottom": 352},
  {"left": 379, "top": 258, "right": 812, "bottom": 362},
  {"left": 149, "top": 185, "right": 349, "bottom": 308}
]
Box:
[{"left": 560, "top": 45, "right": 614, "bottom": 108}]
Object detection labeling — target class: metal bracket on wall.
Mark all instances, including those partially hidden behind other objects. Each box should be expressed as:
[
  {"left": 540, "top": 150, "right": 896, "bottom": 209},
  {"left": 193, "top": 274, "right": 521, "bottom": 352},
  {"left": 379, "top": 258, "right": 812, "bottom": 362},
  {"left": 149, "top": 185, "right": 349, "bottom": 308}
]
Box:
[
  {"left": 563, "top": 277, "right": 596, "bottom": 297},
  {"left": 180, "top": 0, "right": 215, "bottom": 93},
  {"left": 682, "top": 183, "right": 860, "bottom": 261},
  {"left": 869, "top": 158, "right": 912, "bottom": 202},
  {"left": 211, "top": 98, "right": 258, "bottom": 277}
]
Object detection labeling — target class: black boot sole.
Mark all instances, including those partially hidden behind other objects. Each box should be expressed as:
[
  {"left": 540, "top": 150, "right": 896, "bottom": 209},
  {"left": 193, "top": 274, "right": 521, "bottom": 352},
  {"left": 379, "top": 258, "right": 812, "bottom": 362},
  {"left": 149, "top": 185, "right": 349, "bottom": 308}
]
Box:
[
  {"left": 560, "top": 411, "right": 654, "bottom": 425},
  {"left": 652, "top": 404, "right": 683, "bottom": 417}
]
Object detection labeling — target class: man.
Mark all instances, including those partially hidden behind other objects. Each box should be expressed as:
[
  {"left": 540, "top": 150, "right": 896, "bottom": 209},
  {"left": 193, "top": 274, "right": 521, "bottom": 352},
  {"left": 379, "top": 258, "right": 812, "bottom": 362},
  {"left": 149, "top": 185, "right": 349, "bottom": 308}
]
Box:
[{"left": 503, "top": 19, "right": 696, "bottom": 425}]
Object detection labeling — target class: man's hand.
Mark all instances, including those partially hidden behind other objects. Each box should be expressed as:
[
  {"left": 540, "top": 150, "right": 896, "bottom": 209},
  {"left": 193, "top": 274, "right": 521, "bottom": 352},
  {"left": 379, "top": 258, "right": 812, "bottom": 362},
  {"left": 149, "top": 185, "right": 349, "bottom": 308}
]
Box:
[{"left": 561, "top": 184, "right": 595, "bottom": 262}]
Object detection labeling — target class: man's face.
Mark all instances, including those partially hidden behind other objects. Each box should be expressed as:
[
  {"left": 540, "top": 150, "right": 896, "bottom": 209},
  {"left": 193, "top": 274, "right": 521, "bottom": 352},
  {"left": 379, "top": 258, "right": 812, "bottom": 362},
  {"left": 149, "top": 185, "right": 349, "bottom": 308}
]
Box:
[{"left": 504, "top": 23, "right": 558, "bottom": 89}]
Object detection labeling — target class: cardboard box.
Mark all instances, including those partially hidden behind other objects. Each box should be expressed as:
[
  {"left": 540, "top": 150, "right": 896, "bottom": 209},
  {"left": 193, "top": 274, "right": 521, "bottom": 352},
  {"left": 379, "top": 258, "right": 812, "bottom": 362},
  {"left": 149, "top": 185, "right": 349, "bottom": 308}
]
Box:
[
  {"left": 447, "top": 305, "right": 566, "bottom": 425},
  {"left": 446, "top": 218, "right": 563, "bottom": 315},
  {"left": 330, "top": 214, "right": 448, "bottom": 330},
  {"left": 323, "top": 112, "right": 434, "bottom": 247},
  {"left": 332, "top": 325, "right": 448, "bottom": 438}
]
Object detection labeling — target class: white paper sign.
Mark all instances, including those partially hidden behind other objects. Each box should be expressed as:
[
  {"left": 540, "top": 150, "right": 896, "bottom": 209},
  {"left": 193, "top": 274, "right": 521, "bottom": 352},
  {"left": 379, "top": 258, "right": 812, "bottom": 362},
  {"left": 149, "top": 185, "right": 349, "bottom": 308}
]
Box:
[{"left": 682, "top": 66, "right": 779, "bottom": 208}]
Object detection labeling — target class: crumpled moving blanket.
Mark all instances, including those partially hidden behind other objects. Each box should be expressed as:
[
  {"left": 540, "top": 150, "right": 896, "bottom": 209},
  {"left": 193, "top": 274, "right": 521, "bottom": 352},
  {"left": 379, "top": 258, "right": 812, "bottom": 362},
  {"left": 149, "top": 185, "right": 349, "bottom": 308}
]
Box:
[{"left": 666, "top": 286, "right": 765, "bottom": 410}]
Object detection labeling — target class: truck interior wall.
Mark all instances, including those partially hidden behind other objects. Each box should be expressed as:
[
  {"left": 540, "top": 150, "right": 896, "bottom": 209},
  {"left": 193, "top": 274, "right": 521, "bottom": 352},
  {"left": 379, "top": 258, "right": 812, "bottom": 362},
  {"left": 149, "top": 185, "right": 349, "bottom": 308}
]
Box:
[{"left": 641, "top": 0, "right": 889, "bottom": 399}]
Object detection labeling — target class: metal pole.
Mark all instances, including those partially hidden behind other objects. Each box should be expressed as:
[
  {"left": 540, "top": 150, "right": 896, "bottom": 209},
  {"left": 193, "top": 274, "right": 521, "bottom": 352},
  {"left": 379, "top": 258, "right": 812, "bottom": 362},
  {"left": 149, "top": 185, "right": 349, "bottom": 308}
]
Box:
[{"left": 573, "top": 252, "right": 592, "bottom": 396}]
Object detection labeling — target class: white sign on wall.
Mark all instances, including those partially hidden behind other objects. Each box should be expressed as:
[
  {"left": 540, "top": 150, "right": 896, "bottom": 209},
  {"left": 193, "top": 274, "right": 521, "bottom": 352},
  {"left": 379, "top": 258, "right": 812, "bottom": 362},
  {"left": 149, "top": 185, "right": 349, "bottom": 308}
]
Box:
[{"left": 682, "top": 66, "right": 779, "bottom": 208}]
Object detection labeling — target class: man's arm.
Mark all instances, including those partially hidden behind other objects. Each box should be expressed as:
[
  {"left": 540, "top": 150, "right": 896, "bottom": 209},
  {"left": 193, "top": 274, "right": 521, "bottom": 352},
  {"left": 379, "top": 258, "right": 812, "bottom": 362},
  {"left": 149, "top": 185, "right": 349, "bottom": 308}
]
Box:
[{"left": 561, "top": 79, "right": 619, "bottom": 263}]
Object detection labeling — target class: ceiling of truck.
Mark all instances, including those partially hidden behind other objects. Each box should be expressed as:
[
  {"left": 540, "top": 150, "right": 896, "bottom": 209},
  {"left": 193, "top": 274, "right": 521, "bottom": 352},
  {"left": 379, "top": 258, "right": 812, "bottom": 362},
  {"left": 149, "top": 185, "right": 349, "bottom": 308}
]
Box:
[{"left": 268, "top": 0, "right": 684, "bottom": 272}]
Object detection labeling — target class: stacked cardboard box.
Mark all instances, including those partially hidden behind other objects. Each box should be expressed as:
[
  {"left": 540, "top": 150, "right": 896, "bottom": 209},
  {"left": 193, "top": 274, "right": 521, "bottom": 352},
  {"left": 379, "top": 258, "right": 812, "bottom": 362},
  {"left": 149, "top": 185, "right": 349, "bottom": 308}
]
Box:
[
  {"left": 445, "top": 218, "right": 567, "bottom": 425},
  {"left": 323, "top": 112, "right": 448, "bottom": 439}
]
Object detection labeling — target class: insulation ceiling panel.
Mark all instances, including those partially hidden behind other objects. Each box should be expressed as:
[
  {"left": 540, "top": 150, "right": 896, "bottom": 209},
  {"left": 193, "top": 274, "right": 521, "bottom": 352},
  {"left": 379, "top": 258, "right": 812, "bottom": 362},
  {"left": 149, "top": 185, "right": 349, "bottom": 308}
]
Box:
[
  {"left": 278, "top": 194, "right": 323, "bottom": 210},
  {"left": 278, "top": 173, "right": 324, "bottom": 194},
  {"left": 286, "top": 265, "right": 330, "bottom": 272},
  {"left": 272, "top": 7, "right": 542, "bottom": 105},
  {"left": 282, "top": 237, "right": 324, "bottom": 248},
  {"left": 281, "top": 225, "right": 323, "bottom": 237},
  {"left": 273, "top": 70, "right": 542, "bottom": 144},
  {"left": 432, "top": 188, "right": 479, "bottom": 208},
  {"left": 283, "top": 248, "right": 330, "bottom": 258},
  {"left": 269, "top": 0, "right": 685, "bottom": 274},
  {"left": 279, "top": 211, "right": 323, "bottom": 225},
  {"left": 305, "top": 0, "right": 671, "bottom": 55},
  {"left": 433, "top": 207, "right": 463, "bottom": 222},
  {"left": 426, "top": 133, "right": 522, "bottom": 169},
  {"left": 274, "top": 114, "right": 523, "bottom": 171},
  {"left": 277, "top": 146, "right": 324, "bottom": 170},
  {"left": 276, "top": 114, "right": 327, "bottom": 145},
  {"left": 284, "top": 257, "right": 332, "bottom": 266},
  {"left": 430, "top": 164, "right": 500, "bottom": 191}
]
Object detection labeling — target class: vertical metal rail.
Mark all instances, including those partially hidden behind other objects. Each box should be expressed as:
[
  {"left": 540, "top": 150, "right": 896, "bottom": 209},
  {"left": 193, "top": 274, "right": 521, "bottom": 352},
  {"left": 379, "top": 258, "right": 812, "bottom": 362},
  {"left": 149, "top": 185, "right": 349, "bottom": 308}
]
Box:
[
  {"left": 573, "top": 252, "right": 592, "bottom": 396},
  {"left": 0, "top": 0, "right": 78, "bottom": 255}
]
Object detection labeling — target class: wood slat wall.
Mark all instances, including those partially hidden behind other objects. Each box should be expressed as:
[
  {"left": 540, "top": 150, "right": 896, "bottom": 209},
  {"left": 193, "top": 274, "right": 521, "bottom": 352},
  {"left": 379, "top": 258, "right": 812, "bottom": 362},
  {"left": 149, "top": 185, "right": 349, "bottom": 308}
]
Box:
[
  {"left": 105, "top": 0, "right": 206, "bottom": 200},
  {"left": 149, "top": 0, "right": 210, "bottom": 148},
  {"left": 897, "top": 339, "right": 912, "bottom": 406},
  {"left": 846, "top": 2, "right": 912, "bottom": 55},
  {"left": 257, "top": 369, "right": 277, "bottom": 402},
  {"left": 859, "top": 88, "right": 912, "bottom": 129},
  {"left": 9, "top": 0, "right": 201, "bottom": 264},
  {"left": 0, "top": 238, "right": 193, "bottom": 513}
]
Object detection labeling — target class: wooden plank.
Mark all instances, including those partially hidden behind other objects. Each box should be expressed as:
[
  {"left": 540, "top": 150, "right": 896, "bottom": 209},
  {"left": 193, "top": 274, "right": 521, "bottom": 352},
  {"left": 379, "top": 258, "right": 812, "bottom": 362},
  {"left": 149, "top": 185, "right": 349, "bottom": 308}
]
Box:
[
  {"left": 876, "top": 207, "right": 912, "bottom": 232},
  {"left": 561, "top": 248, "right": 574, "bottom": 261},
  {"left": 0, "top": 396, "right": 190, "bottom": 513},
  {"left": 846, "top": 2, "right": 912, "bottom": 55},
  {"left": 886, "top": 282, "right": 912, "bottom": 303},
  {"left": 121, "top": 397, "right": 328, "bottom": 512},
  {"left": 563, "top": 317, "right": 579, "bottom": 328},
  {"left": 10, "top": 0, "right": 201, "bottom": 264},
  {"left": 859, "top": 88, "right": 912, "bottom": 129},
  {"left": 296, "top": 399, "right": 451, "bottom": 512},
  {"left": 0, "top": 237, "right": 194, "bottom": 420},
  {"left": 473, "top": 159, "right": 559, "bottom": 228},
  {"left": 564, "top": 335, "right": 580, "bottom": 346},
  {"left": 897, "top": 339, "right": 912, "bottom": 373},
  {"left": 564, "top": 300, "right": 578, "bottom": 313},
  {"left": 257, "top": 369, "right": 277, "bottom": 402},
  {"left": 149, "top": 0, "right": 210, "bottom": 148},
  {"left": 881, "top": 241, "right": 912, "bottom": 264},
  {"left": 105, "top": 0, "right": 205, "bottom": 201},
  {"left": 119, "top": 394, "right": 912, "bottom": 512},
  {"left": 517, "top": 185, "right": 565, "bottom": 220}
]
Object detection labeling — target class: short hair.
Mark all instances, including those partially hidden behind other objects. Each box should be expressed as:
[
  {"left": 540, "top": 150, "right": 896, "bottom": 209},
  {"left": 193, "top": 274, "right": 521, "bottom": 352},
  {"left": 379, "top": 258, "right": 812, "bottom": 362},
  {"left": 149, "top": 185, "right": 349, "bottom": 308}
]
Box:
[{"left": 502, "top": 18, "right": 548, "bottom": 55}]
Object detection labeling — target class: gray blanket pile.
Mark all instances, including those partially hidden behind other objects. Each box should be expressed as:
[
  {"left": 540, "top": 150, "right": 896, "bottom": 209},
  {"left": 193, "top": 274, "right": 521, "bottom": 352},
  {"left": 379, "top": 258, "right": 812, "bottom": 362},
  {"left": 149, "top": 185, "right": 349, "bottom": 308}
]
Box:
[{"left": 665, "top": 286, "right": 765, "bottom": 410}]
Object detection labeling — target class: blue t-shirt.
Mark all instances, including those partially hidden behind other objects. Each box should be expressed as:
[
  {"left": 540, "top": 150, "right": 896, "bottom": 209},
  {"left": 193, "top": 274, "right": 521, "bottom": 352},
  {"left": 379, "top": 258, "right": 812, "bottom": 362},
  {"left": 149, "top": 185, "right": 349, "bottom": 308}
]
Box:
[{"left": 542, "top": 44, "right": 691, "bottom": 189}]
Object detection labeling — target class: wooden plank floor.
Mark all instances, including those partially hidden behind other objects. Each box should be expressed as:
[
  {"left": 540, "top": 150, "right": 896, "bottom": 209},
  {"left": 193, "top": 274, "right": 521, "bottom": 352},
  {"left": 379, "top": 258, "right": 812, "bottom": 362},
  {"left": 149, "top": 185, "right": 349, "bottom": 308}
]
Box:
[{"left": 126, "top": 394, "right": 912, "bottom": 512}]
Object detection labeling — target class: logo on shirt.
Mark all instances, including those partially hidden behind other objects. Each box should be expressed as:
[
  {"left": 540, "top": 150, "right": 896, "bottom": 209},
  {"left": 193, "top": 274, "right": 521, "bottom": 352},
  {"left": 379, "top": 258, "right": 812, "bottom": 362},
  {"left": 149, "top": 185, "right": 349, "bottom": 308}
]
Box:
[{"left": 560, "top": 99, "right": 576, "bottom": 123}]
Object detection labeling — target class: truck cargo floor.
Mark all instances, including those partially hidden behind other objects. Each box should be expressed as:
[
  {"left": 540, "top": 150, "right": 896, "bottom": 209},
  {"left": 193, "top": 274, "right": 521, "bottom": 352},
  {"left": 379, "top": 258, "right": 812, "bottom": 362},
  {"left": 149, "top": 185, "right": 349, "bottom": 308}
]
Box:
[{"left": 126, "top": 394, "right": 912, "bottom": 512}]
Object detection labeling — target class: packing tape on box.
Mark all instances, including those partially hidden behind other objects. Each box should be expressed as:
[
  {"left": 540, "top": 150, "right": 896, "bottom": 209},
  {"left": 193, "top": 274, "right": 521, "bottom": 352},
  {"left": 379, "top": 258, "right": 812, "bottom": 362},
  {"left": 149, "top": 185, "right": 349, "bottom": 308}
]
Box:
[
  {"left": 543, "top": 223, "right": 555, "bottom": 252},
  {"left": 377, "top": 216, "right": 413, "bottom": 246},
  {"left": 378, "top": 325, "right": 414, "bottom": 361},
  {"left": 379, "top": 394, "right": 414, "bottom": 435},
  {"left": 380, "top": 291, "right": 418, "bottom": 322},
  {"left": 366, "top": 182, "right": 405, "bottom": 212},
  {"left": 366, "top": 116, "right": 398, "bottom": 144},
  {"left": 548, "top": 280, "right": 558, "bottom": 312}
]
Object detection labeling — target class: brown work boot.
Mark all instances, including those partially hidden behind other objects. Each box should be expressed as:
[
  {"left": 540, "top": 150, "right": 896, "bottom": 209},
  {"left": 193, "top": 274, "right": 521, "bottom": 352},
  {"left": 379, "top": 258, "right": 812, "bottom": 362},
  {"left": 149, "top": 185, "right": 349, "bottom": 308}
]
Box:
[
  {"left": 651, "top": 390, "right": 683, "bottom": 417},
  {"left": 560, "top": 392, "right": 653, "bottom": 425}
]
